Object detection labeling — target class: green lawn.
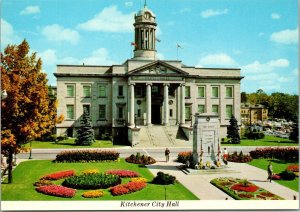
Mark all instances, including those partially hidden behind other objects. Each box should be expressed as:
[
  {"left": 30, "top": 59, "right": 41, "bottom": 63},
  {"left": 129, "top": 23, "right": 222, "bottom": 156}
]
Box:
[
  {"left": 247, "top": 159, "right": 299, "bottom": 192},
  {"left": 24, "top": 139, "right": 124, "bottom": 149},
  {"left": 1, "top": 159, "right": 199, "bottom": 200},
  {"left": 222, "top": 135, "right": 297, "bottom": 146}
]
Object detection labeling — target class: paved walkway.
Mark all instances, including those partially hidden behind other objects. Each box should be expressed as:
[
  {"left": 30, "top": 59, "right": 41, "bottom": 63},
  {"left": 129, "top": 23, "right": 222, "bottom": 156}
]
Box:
[{"left": 146, "top": 156, "right": 299, "bottom": 200}]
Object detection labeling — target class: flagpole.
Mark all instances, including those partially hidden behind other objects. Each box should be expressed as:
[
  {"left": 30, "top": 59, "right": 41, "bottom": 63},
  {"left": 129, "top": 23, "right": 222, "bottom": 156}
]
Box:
[{"left": 176, "top": 45, "right": 179, "bottom": 60}]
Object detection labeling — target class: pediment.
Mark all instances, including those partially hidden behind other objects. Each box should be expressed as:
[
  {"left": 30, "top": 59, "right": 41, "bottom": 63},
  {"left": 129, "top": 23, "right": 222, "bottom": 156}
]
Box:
[{"left": 127, "top": 60, "right": 189, "bottom": 76}]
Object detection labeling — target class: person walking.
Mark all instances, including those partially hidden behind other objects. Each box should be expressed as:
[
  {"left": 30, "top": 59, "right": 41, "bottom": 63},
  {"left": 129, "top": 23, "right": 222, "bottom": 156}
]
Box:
[
  {"left": 223, "top": 148, "right": 228, "bottom": 160},
  {"left": 165, "top": 148, "right": 170, "bottom": 162},
  {"left": 267, "top": 161, "right": 273, "bottom": 183}
]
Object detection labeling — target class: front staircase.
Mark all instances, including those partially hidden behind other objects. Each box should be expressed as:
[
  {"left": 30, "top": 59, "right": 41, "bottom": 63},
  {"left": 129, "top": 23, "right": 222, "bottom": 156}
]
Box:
[{"left": 137, "top": 125, "right": 190, "bottom": 147}]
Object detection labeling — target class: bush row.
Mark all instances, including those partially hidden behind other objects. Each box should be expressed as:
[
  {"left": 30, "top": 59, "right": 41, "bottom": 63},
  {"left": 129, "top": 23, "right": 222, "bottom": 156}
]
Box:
[
  {"left": 36, "top": 185, "right": 76, "bottom": 198},
  {"left": 244, "top": 131, "right": 265, "bottom": 140},
  {"left": 227, "top": 151, "right": 252, "bottom": 163},
  {"left": 125, "top": 153, "right": 156, "bottom": 165},
  {"left": 41, "top": 170, "right": 75, "bottom": 180},
  {"left": 152, "top": 171, "right": 176, "bottom": 185},
  {"left": 105, "top": 170, "right": 140, "bottom": 178},
  {"left": 249, "top": 147, "right": 299, "bottom": 162},
  {"left": 110, "top": 182, "right": 147, "bottom": 196},
  {"left": 55, "top": 150, "right": 120, "bottom": 162},
  {"left": 177, "top": 151, "right": 192, "bottom": 164},
  {"left": 62, "top": 173, "right": 121, "bottom": 189}
]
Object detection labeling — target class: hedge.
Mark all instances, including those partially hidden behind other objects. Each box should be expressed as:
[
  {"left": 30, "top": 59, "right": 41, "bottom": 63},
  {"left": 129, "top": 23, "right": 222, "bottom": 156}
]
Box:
[
  {"left": 55, "top": 150, "right": 120, "bottom": 162},
  {"left": 177, "top": 151, "right": 192, "bottom": 164},
  {"left": 249, "top": 147, "right": 299, "bottom": 162}
]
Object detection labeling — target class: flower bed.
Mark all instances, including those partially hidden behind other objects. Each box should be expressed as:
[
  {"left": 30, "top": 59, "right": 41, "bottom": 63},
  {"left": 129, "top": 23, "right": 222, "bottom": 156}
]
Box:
[
  {"left": 82, "top": 190, "right": 104, "bottom": 198},
  {"left": 41, "top": 170, "right": 75, "bottom": 180},
  {"left": 227, "top": 151, "right": 252, "bottom": 163},
  {"left": 210, "top": 177, "right": 284, "bottom": 200},
  {"left": 106, "top": 170, "right": 140, "bottom": 178},
  {"left": 177, "top": 151, "right": 192, "bottom": 164},
  {"left": 125, "top": 153, "right": 156, "bottom": 165},
  {"left": 287, "top": 164, "right": 299, "bottom": 173},
  {"left": 82, "top": 169, "right": 99, "bottom": 175},
  {"left": 110, "top": 182, "right": 147, "bottom": 196},
  {"left": 249, "top": 147, "right": 299, "bottom": 162},
  {"left": 55, "top": 150, "right": 120, "bottom": 162},
  {"left": 130, "top": 177, "right": 147, "bottom": 183},
  {"left": 33, "top": 179, "right": 54, "bottom": 187},
  {"left": 36, "top": 185, "right": 76, "bottom": 198},
  {"left": 62, "top": 173, "right": 121, "bottom": 189}
]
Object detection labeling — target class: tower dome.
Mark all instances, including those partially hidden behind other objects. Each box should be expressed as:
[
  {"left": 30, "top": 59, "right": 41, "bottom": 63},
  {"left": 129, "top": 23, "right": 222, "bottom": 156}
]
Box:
[{"left": 133, "top": 4, "right": 157, "bottom": 60}]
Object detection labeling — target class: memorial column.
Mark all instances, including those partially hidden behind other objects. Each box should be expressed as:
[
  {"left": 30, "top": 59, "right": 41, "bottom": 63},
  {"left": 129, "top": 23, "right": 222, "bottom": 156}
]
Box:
[
  {"left": 180, "top": 83, "right": 185, "bottom": 125},
  {"left": 146, "top": 83, "right": 152, "bottom": 125}
]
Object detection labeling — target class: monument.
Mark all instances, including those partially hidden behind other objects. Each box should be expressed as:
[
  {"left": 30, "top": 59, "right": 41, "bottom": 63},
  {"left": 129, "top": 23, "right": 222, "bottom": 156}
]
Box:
[{"left": 193, "top": 113, "right": 222, "bottom": 169}]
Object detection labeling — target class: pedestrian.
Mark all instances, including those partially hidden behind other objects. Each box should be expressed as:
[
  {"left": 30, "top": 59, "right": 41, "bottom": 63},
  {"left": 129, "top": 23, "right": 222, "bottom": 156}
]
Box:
[
  {"left": 223, "top": 148, "right": 228, "bottom": 160},
  {"left": 267, "top": 161, "right": 273, "bottom": 183},
  {"left": 165, "top": 148, "right": 170, "bottom": 162}
]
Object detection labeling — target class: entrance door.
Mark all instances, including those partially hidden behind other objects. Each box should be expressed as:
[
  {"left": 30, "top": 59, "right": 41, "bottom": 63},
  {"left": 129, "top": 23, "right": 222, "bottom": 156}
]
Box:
[{"left": 151, "top": 104, "right": 161, "bottom": 124}]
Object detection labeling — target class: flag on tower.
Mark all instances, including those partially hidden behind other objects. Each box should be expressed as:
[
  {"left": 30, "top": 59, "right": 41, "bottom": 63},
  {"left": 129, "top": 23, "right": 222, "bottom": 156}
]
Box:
[
  {"left": 177, "top": 44, "right": 182, "bottom": 48},
  {"left": 156, "top": 38, "right": 161, "bottom": 42},
  {"left": 131, "top": 42, "right": 137, "bottom": 47}
]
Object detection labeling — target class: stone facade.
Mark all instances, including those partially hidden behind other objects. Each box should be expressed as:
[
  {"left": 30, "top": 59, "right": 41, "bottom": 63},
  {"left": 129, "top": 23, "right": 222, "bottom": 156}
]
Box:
[{"left": 54, "top": 4, "right": 243, "bottom": 143}]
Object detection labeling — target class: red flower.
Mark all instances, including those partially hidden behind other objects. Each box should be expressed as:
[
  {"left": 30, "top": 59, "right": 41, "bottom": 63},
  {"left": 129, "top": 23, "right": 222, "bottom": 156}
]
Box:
[
  {"left": 231, "top": 184, "right": 259, "bottom": 193},
  {"left": 271, "top": 174, "right": 281, "bottom": 180},
  {"left": 41, "top": 170, "right": 75, "bottom": 180},
  {"left": 110, "top": 182, "right": 146, "bottom": 196},
  {"left": 106, "top": 170, "right": 140, "bottom": 178},
  {"left": 36, "top": 185, "right": 76, "bottom": 198},
  {"left": 287, "top": 165, "right": 299, "bottom": 172}
]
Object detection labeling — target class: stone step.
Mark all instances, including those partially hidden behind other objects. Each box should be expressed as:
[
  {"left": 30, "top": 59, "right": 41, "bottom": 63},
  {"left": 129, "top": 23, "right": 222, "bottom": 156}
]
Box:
[{"left": 177, "top": 165, "right": 239, "bottom": 175}]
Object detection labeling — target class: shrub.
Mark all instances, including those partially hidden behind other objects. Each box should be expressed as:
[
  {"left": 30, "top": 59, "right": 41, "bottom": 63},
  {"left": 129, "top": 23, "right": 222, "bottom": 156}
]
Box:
[
  {"left": 110, "top": 182, "right": 147, "bottom": 196},
  {"left": 279, "top": 170, "right": 296, "bottom": 181},
  {"left": 227, "top": 151, "right": 252, "bottom": 163},
  {"left": 177, "top": 151, "right": 192, "bottom": 164},
  {"left": 36, "top": 185, "right": 76, "bottom": 198},
  {"left": 82, "top": 190, "right": 104, "bottom": 198},
  {"left": 105, "top": 170, "right": 140, "bottom": 178},
  {"left": 82, "top": 169, "right": 99, "bottom": 175},
  {"left": 130, "top": 177, "right": 147, "bottom": 183},
  {"left": 286, "top": 165, "right": 299, "bottom": 172},
  {"left": 33, "top": 179, "right": 54, "bottom": 187},
  {"left": 56, "top": 134, "right": 68, "bottom": 142},
  {"left": 249, "top": 147, "right": 299, "bottom": 162},
  {"left": 41, "top": 170, "right": 75, "bottom": 180},
  {"left": 55, "top": 150, "right": 120, "bottom": 162},
  {"left": 62, "top": 173, "right": 121, "bottom": 189},
  {"left": 152, "top": 171, "right": 176, "bottom": 185},
  {"left": 125, "top": 153, "right": 156, "bottom": 165},
  {"left": 244, "top": 131, "right": 265, "bottom": 140}
]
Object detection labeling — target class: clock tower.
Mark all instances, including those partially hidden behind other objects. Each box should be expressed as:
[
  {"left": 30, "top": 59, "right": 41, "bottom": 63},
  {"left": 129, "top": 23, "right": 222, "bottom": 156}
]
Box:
[{"left": 133, "top": 3, "right": 157, "bottom": 60}]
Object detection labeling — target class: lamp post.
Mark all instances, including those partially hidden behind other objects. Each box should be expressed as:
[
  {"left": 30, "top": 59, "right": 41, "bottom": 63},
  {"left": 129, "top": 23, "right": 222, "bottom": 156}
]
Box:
[
  {"left": 29, "top": 140, "right": 32, "bottom": 159},
  {"left": 134, "top": 114, "right": 137, "bottom": 128}
]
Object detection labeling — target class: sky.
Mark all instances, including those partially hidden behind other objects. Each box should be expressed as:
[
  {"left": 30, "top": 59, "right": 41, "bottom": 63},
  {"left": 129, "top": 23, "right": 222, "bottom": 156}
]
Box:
[{"left": 1, "top": 0, "right": 298, "bottom": 94}]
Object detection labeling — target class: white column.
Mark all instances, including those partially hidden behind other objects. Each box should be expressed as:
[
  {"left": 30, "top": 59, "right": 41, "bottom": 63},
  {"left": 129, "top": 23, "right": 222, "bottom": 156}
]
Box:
[
  {"left": 176, "top": 86, "right": 180, "bottom": 125},
  {"left": 164, "top": 83, "right": 169, "bottom": 125},
  {"left": 129, "top": 83, "right": 135, "bottom": 126},
  {"left": 146, "top": 83, "right": 152, "bottom": 125},
  {"left": 180, "top": 83, "right": 185, "bottom": 125}
]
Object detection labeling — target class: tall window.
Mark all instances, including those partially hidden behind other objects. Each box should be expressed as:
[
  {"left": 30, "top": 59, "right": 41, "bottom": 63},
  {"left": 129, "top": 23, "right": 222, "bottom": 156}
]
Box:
[
  {"left": 185, "top": 86, "right": 191, "bottom": 98},
  {"left": 169, "top": 109, "right": 173, "bottom": 117},
  {"left": 135, "top": 86, "right": 143, "bottom": 97},
  {"left": 99, "top": 85, "right": 106, "bottom": 97},
  {"left": 83, "top": 85, "right": 91, "bottom": 97},
  {"left": 99, "top": 105, "right": 106, "bottom": 119},
  {"left": 198, "top": 86, "right": 205, "bottom": 98},
  {"left": 185, "top": 106, "right": 191, "bottom": 120},
  {"left": 212, "top": 86, "right": 219, "bottom": 98},
  {"left": 83, "top": 105, "right": 90, "bottom": 116},
  {"left": 67, "top": 85, "right": 75, "bottom": 97},
  {"left": 118, "top": 85, "right": 124, "bottom": 97},
  {"left": 198, "top": 104, "right": 205, "bottom": 113},
  {"left": 226, "top": 105, "right": 233, "bottom": 119},
  {"left": 137, "top": 109, "right": 141, "bottom": 117},
  {"left": 212, "top": 105, "right": 219, "bottom": 114},
  {"left": 226, "top": 86, "right": 233, "bottom": 98},
  {"left": 67, "top": 105, "right": 74, "bottom": 119},
  {"left": 118, "top": 107, "right": 124, "bottom": 119}
]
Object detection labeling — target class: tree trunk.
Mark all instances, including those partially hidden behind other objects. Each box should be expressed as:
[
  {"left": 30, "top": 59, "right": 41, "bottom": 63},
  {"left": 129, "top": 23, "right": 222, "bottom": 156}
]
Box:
[{"left": 7, "top": 148, "right": 13, "bottom": 184}]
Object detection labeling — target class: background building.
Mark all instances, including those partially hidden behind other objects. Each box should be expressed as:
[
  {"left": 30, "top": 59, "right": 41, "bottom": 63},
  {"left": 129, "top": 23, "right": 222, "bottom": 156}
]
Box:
[
  {"left": 241, "top": 103, "right": 268, "bottom": 125},
  {"left": 55, "top": 4, "right": 243, "bottom": 146}
]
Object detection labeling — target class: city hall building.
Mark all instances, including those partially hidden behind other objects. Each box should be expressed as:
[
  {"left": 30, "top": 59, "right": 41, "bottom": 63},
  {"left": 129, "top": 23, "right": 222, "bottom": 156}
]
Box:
[{"left": 55, "top": 4, "right": 243, "bottom": 146}]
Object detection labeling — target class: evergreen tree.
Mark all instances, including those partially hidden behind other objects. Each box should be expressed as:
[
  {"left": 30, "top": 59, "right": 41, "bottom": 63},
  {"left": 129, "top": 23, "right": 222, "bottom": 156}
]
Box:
[
  {"left": 289, "top": 122, "right": 299, "bottom": 143},
  {"left": 75, "top": 108, "right": 95, "bottom": 146},
  {"left": 227, "top": 115, "right": 241, "bottom": 144}
]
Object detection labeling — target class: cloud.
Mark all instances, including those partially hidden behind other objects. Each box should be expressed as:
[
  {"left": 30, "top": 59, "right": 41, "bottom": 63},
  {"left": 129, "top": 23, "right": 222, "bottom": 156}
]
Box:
[
  {"left": 197, "top": 53, "right": 237, "bottom": 67},
  {"left": 80, "top": 48, "right": 115, "bottom": 65},
  {"left": 180, "top": 8, "right": 191, "bottom": 13},
  {"left": 201, "top": 9, "right": 228, "bottom": 18},
  {"left": 270, "top": 28, "right": 298, "bottom": 45},
  {"left": 77, "top": 5, "right": 134, "bottom": 33},
  {"left": 293, "top": 68, "right": 298, "bottom": 76},
  {"left": 37, "top": 49, "right": 57, "bottom": 66},
  {"left": 258, "top": 32, "right": 264, "bottom": 37},
  {"left": 20, "top": 6, "right": 40, "bottom": 15},
  {"left": 271, "top": 13, "right": 280, "bottom": 19},
  {"left": 1, "top": 19, "right": 20, "bottom": 48},
  {"left": 42, "top": 24, "right": 80, "bottom": 44},
  {"left": 156, "top": 53, "right": 165, "bottom": 60},
  {"left": 242, "top": 59, "right": 290, "bottom": 74},
  {"left": 125, "top": 2, "right": 133, "bottom": 7}
]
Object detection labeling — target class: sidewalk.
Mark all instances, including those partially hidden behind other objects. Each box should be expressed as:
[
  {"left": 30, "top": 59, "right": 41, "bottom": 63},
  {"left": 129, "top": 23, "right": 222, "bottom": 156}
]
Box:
[{"left": 146, "top": 157, "right": 299, "bottom": 200}]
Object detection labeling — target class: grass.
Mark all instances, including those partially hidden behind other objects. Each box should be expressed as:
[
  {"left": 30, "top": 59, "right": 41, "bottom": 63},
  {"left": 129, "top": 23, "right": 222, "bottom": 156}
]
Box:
[
  {"left": 247, "top": 159, "right": 299, "bottom": 192},
  {"left": 24, "top": 139, "right": 124, "bottom": 149},
  {"left": 222, "top": 135, "right": 298, "bottom": 146},
  {"left": 1, "top": 159, "right": 199, "bottom": 200}
]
